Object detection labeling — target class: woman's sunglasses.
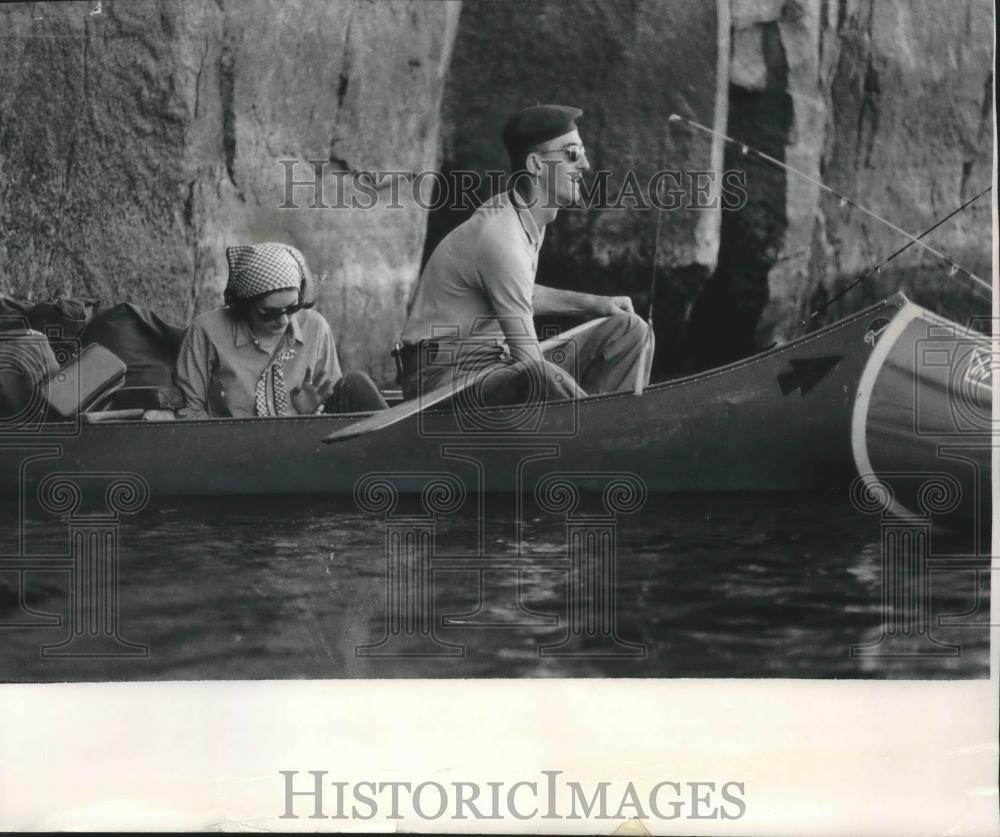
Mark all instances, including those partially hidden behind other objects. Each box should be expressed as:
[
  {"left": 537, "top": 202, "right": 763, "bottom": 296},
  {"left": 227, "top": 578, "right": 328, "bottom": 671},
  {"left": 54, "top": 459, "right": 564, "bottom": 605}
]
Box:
[{"left": 253, "top": 302, "right": 303, "bottom": 322}]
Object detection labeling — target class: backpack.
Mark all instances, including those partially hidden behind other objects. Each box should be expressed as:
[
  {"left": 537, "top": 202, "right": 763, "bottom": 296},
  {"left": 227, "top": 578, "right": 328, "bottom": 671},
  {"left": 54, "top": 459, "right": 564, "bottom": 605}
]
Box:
[{"left": 79, "top": 303, "right": 187, "bottom": 409}]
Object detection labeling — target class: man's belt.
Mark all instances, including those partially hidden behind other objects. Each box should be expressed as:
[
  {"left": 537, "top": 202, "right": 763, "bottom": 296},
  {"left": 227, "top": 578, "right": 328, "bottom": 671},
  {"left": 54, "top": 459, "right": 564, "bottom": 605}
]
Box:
[{"left": 391, "top": 338, "right": 512, "bottom": 385}]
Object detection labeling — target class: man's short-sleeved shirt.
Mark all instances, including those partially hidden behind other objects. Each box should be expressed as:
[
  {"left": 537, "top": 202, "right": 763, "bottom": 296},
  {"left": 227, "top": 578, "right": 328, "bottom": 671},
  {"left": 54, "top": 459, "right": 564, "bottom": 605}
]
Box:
[{"left": 401, "top": 191, "right": 543, "bottom": 345}]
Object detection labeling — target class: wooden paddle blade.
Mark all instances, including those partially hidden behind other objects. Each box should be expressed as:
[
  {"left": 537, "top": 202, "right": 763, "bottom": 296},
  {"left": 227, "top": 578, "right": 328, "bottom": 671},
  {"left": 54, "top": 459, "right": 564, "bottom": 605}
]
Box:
[
  {"left": 321, "top": 316, "right": 609, "bottom": 445},
  {"left": 321, "top": 383, "right": 458, "bottom": 443}
]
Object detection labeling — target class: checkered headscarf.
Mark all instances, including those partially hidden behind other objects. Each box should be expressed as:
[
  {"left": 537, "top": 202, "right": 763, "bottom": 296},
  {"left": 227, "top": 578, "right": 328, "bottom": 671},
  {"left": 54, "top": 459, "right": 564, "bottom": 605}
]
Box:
[{"left": 224, "top": 243, "right": 312, "bottom": 303}]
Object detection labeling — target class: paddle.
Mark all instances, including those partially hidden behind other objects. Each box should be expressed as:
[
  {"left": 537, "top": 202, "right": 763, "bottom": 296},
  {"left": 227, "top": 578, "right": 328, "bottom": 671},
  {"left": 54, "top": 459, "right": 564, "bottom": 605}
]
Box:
[
  {"left": 321, "top": 316, "right": 609, "bottom": 444},
  {"left": 80, "top": 408, "right": 146, "bottom": 424}
]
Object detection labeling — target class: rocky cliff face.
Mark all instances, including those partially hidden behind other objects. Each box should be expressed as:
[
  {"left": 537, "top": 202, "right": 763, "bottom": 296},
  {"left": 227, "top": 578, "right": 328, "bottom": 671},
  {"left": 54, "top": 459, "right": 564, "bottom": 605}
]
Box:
[
  {"left": 714, "top": 0, "right": 993, "bottom": 356},
  {"left": 0, "top": 0, "right": 460, "bottom": 380},
  {"left": 0, "top": 0, "right": 992, "bottom": 383},
  {"left": 810, "top": 0, "right": 993, "bottom": 328}
]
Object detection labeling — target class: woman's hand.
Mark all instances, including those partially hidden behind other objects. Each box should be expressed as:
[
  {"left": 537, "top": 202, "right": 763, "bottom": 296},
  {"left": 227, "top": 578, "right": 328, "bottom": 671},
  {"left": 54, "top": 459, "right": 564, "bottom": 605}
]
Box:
[{"left": 291, "top": 366, "right": 336, "bottom": 414}]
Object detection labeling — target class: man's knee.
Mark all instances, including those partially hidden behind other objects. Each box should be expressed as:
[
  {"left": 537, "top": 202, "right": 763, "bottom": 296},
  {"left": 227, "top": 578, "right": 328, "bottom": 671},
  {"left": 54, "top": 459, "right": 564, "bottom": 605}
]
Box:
[
  {"left": 480, "top": 361, "right": 581, "bottom": 405},
  {"left": 328, "top": 370, "right": 388, "bottom": 412},
  {"left": 603, "top": 311, "right": 650, "bottom": 349}
]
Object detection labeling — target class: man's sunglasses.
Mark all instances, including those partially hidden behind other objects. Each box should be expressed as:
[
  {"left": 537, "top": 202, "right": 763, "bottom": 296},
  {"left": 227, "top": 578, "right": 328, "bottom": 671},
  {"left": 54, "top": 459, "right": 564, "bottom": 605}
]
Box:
[
  {"left": 253, "top": 302, "right": 303, "bottom": 321},
  {"left": 534, "top": 144, "right": 587, "bottom": 163}
]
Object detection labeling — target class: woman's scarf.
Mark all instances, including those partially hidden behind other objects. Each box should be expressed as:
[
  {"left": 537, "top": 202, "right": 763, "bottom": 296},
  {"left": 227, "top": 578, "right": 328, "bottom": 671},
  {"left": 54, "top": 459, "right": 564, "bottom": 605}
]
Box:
[
  {"left": 224, "top": 243, "right": 311, "bottom": 301},
  {"left": 254, "top": 332, "right": 298, "bottom": 417}
]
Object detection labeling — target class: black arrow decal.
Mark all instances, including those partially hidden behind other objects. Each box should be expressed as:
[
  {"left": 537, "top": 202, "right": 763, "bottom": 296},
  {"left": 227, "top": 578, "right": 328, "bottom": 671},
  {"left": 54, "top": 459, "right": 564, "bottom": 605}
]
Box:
[{"left": 777, "top": 356, "right": 843, "bottom": 396}]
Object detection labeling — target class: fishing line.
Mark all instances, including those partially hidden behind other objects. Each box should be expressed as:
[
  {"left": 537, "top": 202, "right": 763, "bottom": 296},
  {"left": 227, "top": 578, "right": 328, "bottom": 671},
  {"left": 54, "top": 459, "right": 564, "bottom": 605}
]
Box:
[
  {"left": 635, "top": 128, "right": 670, "bottom": 396},
  {"left": 801, "top": 185, "right": 993, "bottom": 329},
  {"left": 668, "top": 114, "right": 991, "bottom": 293}
]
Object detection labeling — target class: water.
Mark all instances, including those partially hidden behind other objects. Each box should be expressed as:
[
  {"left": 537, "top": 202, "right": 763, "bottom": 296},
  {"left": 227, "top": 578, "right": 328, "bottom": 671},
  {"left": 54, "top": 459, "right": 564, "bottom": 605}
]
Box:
[{"left": 0, "top": 492, "right": 990, "bottom": 681}]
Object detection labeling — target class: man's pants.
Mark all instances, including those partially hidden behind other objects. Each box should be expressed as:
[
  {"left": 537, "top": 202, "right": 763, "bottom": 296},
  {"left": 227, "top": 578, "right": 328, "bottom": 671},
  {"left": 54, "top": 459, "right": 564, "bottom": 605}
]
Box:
[
  {"left": 401, "top": 312, "right": 653, "bottom": 406},
  {"left": 324, "top": 370, "right": 389, "bottom": 413}
]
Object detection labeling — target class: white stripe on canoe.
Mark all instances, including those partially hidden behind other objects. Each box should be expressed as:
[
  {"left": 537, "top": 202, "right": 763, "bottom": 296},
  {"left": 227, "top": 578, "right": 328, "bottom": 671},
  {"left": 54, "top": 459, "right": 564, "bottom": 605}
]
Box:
[{"left": 850, "top": 301, "right": 924, "bottom": 520}]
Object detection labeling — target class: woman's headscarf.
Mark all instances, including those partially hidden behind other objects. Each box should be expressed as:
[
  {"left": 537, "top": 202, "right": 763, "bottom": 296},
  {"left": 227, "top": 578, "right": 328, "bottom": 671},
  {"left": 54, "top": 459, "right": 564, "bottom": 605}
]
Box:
[{"left": 224, "top": 242, "right": 312, "bottom": 304}]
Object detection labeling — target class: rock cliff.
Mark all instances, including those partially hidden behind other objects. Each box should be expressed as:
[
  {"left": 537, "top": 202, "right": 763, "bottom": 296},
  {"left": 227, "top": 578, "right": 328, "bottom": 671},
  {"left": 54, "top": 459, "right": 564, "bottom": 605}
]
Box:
[
  {"left": 0, "top": 0, "right": 992, "bottom": 383},
  {"left": 810, "top": 0, "right": 993, "bottom": 329},
  {"left": 704, "top": 0, "right": 993, "bottom": 365},
  {"left": 0, "top": 0, "right": 460, "bottom": 380}
]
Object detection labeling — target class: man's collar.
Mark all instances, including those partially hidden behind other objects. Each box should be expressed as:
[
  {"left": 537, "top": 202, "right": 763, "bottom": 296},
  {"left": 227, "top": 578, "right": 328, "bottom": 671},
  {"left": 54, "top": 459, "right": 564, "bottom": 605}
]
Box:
[{"left": 508, "top": 189, "right": 542, "bottom": 247}]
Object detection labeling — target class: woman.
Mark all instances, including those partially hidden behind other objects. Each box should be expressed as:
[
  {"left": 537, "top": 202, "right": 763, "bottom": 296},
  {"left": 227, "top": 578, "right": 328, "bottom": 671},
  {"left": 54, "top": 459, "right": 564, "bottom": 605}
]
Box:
[{"left": 175, "top": 242, "right": 386, "bottom": 419}]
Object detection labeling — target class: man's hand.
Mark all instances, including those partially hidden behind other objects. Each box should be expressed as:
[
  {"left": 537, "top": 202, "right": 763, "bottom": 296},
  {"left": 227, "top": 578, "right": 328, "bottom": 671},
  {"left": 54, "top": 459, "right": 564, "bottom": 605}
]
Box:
[
  {"left": 597, "top": 295, "right": 635, "bottom": 316},
  {"left": 291, "top": 366, "right": 336, "bottom": 414}
]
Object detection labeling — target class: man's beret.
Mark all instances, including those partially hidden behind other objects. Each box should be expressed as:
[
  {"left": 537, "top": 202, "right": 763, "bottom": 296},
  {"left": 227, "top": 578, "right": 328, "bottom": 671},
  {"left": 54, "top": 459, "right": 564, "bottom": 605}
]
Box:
[{"left": 502, "top": 105, "right": 584, "bottom": 155}]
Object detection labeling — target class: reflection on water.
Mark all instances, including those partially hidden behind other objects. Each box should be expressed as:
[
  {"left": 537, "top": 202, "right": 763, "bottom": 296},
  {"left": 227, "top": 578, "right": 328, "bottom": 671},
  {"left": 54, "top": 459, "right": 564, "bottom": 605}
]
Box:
[{"left": 0, "top": 492, "right": 990, "bottom": 680}]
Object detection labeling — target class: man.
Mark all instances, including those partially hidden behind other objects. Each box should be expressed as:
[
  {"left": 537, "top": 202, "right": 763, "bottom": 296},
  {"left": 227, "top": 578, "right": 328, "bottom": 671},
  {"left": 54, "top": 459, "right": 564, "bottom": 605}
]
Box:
[{"left": 398, "top": 104, "right": 653, "bottom": 405}]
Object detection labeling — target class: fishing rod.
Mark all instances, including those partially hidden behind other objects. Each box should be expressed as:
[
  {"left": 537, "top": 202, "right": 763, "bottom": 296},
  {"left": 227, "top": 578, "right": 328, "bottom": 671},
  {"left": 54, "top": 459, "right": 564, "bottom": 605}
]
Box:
[
  {"left": 801, "top": 185, "right": 992, "bottom": 329},
  {"left": 634, "top": 131, "right": 669, "bottom": 396},
  {"left": 668, "top": 114, "right": 992, "bottom": 297}
]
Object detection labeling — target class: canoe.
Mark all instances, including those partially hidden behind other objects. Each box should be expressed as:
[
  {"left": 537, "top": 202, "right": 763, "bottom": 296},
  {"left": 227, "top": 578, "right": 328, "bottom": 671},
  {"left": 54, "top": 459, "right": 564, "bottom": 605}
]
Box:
[
  {"left": 851, "top": 299, "right": 992, "bottom": 531},
  {"left": 0, "top": 292, "right": 961, "bottom": 500}
]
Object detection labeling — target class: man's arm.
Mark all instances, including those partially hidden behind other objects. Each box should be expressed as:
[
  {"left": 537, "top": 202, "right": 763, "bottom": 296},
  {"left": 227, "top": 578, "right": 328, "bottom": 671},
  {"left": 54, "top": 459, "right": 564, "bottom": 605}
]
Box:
[
  {"left": 477, "top": 238, "right": 543, "bottom": 366},
  {"left": 533, "top": 285, "right": 635, "bottom": 317}
]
